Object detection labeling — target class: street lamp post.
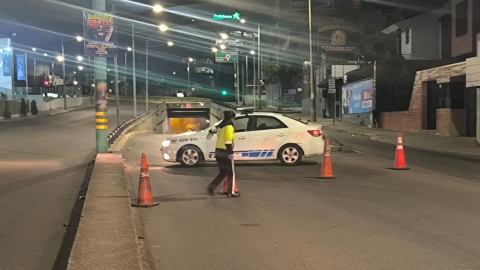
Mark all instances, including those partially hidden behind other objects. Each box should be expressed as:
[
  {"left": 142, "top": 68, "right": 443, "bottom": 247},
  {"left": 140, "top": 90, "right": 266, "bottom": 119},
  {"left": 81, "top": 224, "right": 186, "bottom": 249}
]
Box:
[
  {"left": 132, "top": 24, "right": 137, "bottom": 117},
  {"left": 308, "top": 0, "right": 316, "bottom": 122},
  {"left": 146, "top": 41, "right": 173, "bottom": 111},
  {"left": 61, "top": 37, "right": 67, "bottom": 110},
  {"left": 60, "top": 35, "right": 83, "bottom": 110},
  {"left": 188, "top": 57, "right": 193, "bottom": 94}
]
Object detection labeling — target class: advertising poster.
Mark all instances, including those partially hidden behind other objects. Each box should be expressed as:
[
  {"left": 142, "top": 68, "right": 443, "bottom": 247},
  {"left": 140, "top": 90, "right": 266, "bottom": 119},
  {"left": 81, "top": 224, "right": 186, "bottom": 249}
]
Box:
[
  {"left": 16, "top": 54, "right": 25, "bottom": 81},
  {"left": 83, "top": 11, "right": 117, "bottom": 57},
  {"left": 2, "top": 49, "right": 11, "bottom": 77},
  {"left": 342, "top": 78, "right": 373, "bottom": 114}
]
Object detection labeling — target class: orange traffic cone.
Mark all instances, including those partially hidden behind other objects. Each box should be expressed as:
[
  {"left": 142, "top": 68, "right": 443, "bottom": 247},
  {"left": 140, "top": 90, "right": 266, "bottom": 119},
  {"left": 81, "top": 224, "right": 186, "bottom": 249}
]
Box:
[
  {"left": 132, "top": 153, "right": 160, "bottom": 207},
  {"left": 220, "top": 177, "right": 239, "bottom": 194},
  {"left": 319, "top": 139, "right": 335, "bottom": 179},
  {"left": 391, "top": 133, "right": 409, "bottom": 170}
]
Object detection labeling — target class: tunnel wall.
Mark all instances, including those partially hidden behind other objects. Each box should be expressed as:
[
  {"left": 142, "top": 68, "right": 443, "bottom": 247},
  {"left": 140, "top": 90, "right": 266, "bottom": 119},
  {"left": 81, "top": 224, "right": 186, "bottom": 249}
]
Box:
[{"left": 209, "top": 101, "right": 238, "bottom": 124}]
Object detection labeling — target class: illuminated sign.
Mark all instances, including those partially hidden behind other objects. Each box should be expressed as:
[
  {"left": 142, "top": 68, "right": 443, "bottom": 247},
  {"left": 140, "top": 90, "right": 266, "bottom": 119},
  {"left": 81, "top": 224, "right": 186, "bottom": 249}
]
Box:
[{"left": 213, "top": 12, "right": 241, "bottom": 21}]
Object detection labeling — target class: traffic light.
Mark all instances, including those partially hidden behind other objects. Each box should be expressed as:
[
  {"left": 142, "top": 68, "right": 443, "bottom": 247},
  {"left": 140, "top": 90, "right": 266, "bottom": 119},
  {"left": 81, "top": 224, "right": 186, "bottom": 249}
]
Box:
[
  {"left": 43, "top": 80, "right": 50, "bottom": 86},
  {"left": 221, "top": 90, "right": 227, "bottom": 96}
]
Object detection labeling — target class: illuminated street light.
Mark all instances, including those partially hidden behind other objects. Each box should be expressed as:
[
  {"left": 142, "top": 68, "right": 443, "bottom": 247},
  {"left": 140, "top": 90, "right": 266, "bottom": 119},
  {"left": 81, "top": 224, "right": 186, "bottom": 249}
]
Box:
[
  {"left": 32, "top": 47, "right": 37, "bottom": 52},
  {"left": 76, "top": 36, "right": 83, "bottom": 42},
  {"left": 212, "top": 47, "right": 218, "bottom": 52},
  {"left": 220, "top": 44, "right": 226, "bottom": 50},
  {"left": 43, "top": 53, "right": 48, "bottom": 56},
  {"left": 172, "top": 71, "right": 176, "bottom": 75},
  {"left": 107, "top": 69, "right": 111, "bottom": 72},
  {"left": 76, "top": 56, "right": 84, "bottom": 62},
  {"left": 159, "top": 24, "right": 169, "bottom": 32},
  {"left": 73, "top": 80, "right": 78, "bottom": 85},
  {"left": 152, "top": 4, "right": 164, "bottom": 13},
  {"left": 250, "top": 50, "right": 255, "bottom": 55},
  {"left": 188, "top": 57, "right": 194, "bottom": 62},
  {"left": 240, "top": 18, "right": 246, "bottom": 24},
  {"left": 78, "top": 65, "right": 84, "bottom": 71},
  {"left": 127, "top": 47, "right": 132, "bottom": 51},
  {"left": 220, "top": 33, "right": 229, "bottom": 40},
  {"left": 167, "top": 41, "right": 174, "bottom": 46},
  {"left": 56, "top": 55, "right": 64, "bottom": 62}
]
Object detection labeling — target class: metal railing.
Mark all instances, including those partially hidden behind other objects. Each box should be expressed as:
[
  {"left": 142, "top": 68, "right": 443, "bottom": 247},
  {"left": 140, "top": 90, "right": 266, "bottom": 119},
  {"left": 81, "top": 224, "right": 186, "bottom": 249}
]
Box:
[{"left": 107, "top": 111, "right": 149, "bottom": 146}]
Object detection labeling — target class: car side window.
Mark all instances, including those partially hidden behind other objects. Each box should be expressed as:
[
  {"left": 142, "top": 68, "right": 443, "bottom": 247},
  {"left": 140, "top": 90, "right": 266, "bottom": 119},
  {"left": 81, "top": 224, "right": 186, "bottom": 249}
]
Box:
[
  {"left": 254, "top": 117, "right": 286, "bottom": 131},
  {"left": 234, "top": 117, "right": 250, "bottom": 133}
]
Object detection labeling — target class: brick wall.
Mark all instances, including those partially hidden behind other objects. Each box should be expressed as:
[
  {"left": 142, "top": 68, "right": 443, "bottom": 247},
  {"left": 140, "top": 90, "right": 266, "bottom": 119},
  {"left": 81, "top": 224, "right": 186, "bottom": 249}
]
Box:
[
  {"left": 379, "top": 62, "right": 466, "bottom": 133},
  {"left": 437, "top": 109, "right": 452, "bottom": 136}
]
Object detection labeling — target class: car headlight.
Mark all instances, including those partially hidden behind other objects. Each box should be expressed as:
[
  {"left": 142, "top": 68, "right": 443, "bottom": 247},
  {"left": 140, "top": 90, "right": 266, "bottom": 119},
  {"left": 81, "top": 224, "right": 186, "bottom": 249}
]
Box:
[{"left": 162, "top": 140, "right": 171, "bottom": 147}]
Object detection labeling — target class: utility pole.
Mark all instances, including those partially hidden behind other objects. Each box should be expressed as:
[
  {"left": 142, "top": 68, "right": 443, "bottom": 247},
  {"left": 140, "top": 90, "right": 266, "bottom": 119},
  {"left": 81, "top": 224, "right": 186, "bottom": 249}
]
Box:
[
  {"left": 257, "top": 24, "right": 262, "bottom": 109},
  {"left": 236, "top": 52, "right": 240, "bottom": 106},
  {"left": 244, "top": 54, "right": 248, "bottom": 106},
  {"left": 61, "top": 37, "right": 67, "bottom": 110},
  {"left": 253, "top": 52, "right": 256, "bottom": 109},
  {"left": 145, "top": 40, "right": 149, "bottom": 111},
  {"left": 132, "top": 24, "right": 137, "bottom": 117},
  {"left": 114, "top": 57, "right": 120, "bottom": 127},
  {"left": 308, "top": 0, "right": 316, "bottom": 122},
  {"left": 93, "top": 0, "right": 108, "bottom": 153}
]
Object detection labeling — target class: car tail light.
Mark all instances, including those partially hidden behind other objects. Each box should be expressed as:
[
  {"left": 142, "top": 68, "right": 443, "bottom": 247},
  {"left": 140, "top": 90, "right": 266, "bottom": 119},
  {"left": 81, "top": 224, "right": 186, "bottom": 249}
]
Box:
[{"left": 307, "top": 130, "right": 322, "bottom": 137}]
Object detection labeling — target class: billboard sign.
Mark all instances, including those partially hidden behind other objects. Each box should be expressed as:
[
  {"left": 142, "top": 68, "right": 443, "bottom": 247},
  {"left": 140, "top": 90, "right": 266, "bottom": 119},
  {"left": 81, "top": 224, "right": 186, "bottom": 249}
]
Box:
[
  {"left": 317, "top": 24, "right": 360, "bottom": 53},
  {"left": 342, "top": 78, "right": 373, "bottom": 114},
  {"left": 16, "top": 54, "right": 25, "bottom": 81},
  {"left": 2, "top": 48, "right": 11, "bottom": 76},
  {"left": 215, "top": 51, "right": 238, "bottom": 63},
  {"left": 83, "top": 11, "right": 117, "bottom": 57}
]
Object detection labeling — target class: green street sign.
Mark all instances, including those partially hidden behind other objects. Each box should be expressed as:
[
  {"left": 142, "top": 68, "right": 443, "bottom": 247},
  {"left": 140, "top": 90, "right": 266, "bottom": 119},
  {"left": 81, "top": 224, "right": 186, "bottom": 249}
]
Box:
[
  {"left": 215, "top": 51, "right": 238, "bottom": 63},
  {"left": 213, "top": 12, "right": 241, "bottom": 21}
]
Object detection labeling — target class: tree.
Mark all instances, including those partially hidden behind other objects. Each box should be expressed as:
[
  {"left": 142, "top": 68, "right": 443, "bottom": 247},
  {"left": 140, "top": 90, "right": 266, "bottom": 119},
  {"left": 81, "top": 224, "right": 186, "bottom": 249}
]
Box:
[
  {"left": 263, "top": 61, "right": 303, "bottom": 88},
  {"left": 2, "top": 101, "right": 11, "bottom": 120},
  {"left": 19, "top": 98, "right": 28, "bottom": 117},
  {"left": 31, "top": 100, "right": 38, "bottom": 115}
]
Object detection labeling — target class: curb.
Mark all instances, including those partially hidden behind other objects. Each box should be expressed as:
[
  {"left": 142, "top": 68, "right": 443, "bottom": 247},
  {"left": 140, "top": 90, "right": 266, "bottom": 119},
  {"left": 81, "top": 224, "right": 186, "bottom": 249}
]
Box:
[
  {"left": 110, "top": 130, "right": 152, "bottom": 153},
  {"left": 323, "top": 126, "right": 480, "bottom": 163}
]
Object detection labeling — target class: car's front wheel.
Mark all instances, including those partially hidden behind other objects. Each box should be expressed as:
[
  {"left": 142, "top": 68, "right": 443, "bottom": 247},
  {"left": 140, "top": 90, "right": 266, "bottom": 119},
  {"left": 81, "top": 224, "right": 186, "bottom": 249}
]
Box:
[
  {"left": 178, "top": 146, "right": 203, "bottom": 167},
  {"left": 278, "top": 144, "right": 303, "bottom": 166}
]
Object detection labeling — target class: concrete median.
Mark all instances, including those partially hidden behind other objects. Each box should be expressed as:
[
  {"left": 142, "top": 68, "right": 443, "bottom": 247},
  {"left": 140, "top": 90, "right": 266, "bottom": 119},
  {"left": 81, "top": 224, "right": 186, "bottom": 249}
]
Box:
[{"left": 67, "top": 154, "right": 143, "bottom": 270}]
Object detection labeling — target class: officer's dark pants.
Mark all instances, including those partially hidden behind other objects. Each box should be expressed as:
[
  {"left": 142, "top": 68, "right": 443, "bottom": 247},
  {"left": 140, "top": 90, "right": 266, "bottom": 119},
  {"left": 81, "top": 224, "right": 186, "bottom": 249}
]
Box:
[{"left": 209, "top": 155, "right": 234, "bottom": 194}]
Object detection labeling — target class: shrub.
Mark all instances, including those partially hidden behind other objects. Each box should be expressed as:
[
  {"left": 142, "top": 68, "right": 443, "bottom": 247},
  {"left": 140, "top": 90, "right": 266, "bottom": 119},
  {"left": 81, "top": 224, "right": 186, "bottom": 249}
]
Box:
[
  {"left": 2, "top": 101, "right": 11, "bottom": 120},
  {"left": 31, "top": 100, "right": 38, "bottom": 115},
  {"left": 19, "top": 98, "right": 28, "bottom": 117}
]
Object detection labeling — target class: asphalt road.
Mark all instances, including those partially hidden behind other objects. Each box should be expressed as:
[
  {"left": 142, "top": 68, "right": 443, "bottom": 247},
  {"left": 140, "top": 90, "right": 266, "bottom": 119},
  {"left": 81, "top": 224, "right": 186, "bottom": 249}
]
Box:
[
  {"left": 0, "top": 100, "right": 146, "bottom": 270},
  {"left": 124, "top": 132, "right": 480, "bottom": 270}
]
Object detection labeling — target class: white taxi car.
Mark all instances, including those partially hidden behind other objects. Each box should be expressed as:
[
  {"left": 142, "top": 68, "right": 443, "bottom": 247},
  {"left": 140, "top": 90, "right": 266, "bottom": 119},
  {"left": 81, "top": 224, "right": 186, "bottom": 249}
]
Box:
[{"left": 161, "top": 111, "right": 325, "bottom": 166}]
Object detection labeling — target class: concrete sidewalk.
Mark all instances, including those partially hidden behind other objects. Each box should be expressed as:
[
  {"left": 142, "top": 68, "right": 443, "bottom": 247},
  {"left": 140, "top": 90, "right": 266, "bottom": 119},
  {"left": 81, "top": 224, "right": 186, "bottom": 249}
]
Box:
[
  {"left": 285, "top": 113, "right": 480, "bottom": 160},
  {"left": 0, "top": 103, "right": 94, "bottom": 124}
]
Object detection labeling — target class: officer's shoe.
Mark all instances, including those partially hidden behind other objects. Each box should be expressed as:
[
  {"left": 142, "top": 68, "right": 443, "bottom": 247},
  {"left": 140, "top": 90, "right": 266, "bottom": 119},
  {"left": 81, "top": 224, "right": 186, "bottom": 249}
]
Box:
[
  {"left": 228, "top": 192, "right": 240, "bottom": 198},
  {"left": 206, "top": 186, "right": 215, "bottom": 197}
]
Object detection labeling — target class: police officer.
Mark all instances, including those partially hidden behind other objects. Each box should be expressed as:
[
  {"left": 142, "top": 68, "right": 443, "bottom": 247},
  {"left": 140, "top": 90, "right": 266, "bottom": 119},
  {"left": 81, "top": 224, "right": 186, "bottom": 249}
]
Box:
[{"left": 207, "top": 110, "right": 240, "bottom": 197}]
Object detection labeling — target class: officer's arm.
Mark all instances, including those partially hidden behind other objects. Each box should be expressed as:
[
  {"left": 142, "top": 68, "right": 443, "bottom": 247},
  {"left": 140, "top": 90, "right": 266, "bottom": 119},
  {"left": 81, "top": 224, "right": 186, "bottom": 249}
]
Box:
[{"left": 224, "top": 126, "right": 234, "bottom": 154}]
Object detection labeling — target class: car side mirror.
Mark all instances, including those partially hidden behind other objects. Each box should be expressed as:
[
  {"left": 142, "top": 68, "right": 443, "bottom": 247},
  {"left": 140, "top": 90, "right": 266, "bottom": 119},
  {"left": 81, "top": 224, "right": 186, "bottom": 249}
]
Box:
[{"left": 209, "top": 127, "right": 218, "bottom": 134}]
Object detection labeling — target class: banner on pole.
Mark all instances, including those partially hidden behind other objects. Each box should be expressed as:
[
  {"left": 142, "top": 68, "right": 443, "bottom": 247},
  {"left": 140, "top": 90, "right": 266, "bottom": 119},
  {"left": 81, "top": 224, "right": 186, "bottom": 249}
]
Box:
[
  {"left": 2, "top": 48, "right": 11, "bottom": 76},
  {"left": 16, "top": 54, "right": 25, "bottom": 81},
  {"left": 83, "top": 11, "right": 117, "bottom": 57}
]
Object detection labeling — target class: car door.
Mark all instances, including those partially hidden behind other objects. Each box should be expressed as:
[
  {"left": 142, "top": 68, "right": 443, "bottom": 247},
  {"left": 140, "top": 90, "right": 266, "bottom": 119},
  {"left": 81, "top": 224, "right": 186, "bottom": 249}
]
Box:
[
  {"left": 206, "top": 116, "right": 252, "bottom": 160},
  {"left": 246, "top": 116, "right": 290, "bottom": 160}
]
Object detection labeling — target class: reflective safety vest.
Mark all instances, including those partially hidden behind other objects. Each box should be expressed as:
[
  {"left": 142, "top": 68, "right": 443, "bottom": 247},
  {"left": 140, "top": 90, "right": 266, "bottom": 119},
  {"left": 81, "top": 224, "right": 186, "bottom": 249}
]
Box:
[{"left": 216, "top": 125, "right": 235, "bottom": 150}]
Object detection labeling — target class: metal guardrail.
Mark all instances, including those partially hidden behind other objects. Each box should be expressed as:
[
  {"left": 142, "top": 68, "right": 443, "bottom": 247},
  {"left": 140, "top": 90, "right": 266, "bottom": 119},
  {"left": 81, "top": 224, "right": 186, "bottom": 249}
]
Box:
[{"left": 107, "top": 111, "right": 149, "bottom": 146}]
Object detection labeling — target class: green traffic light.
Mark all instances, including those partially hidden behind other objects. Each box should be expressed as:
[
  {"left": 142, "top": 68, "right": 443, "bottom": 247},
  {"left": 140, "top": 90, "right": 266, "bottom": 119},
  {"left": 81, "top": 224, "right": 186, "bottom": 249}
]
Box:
[{"left": 221, "top": 90, "right": 227, "bottom": 96}]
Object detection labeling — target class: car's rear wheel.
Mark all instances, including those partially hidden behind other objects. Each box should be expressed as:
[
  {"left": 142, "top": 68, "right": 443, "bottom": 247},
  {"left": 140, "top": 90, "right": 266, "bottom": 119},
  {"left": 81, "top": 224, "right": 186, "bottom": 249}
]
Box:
[
  {"left": 179, "top": 146, "right": 203, "bottom": 167},
  {"left": 278, "top": 144, "right": 303, "bottom": 166}
]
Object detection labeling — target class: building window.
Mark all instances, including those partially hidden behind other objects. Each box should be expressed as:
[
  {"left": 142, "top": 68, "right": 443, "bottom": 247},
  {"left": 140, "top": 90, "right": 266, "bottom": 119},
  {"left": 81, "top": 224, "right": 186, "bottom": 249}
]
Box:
[
  {"left": 456, "top": 1, "right": 468, "bottom": 37},
  {"left": 405, "top": 29, "right": 410, "bottom": 45}
]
